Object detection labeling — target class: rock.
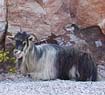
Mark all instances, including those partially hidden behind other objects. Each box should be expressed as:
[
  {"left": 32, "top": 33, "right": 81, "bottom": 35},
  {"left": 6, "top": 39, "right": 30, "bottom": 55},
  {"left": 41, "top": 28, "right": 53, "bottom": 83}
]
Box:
[
  {"left": 0, "top": 0, "right": 6, "bottom": 32},
  {"left": 8, "top": 0, "right": 71, "bottom": 39},
  {"left": 0, "top": 0, "right": 6, "bottom": 22},
  {"left": 97, "top": 63, "right": 105, "bottom": 81},
  {"left": 0, "top": 22, "right": 6, "bottom": 32},
  {"left": 77, "top": 0, "right": 105, "bottom": 28},
  {"left": 7, "top": 0, "right": 105, "bottom": 39}
]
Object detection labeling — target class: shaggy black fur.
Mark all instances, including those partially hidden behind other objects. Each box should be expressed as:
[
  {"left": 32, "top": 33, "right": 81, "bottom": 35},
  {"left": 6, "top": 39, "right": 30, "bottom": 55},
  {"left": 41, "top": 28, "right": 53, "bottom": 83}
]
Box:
[{"left": 58, "top": 47, "right": 97, "bottom": 81}]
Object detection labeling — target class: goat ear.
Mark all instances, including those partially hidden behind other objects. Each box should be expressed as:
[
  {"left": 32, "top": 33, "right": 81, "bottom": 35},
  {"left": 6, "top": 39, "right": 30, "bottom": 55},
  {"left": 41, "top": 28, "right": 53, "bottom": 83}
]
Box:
[
  {"left": 28, "top": 35, "right": 35, "bottom": 41},
  {"left": 7, "top": 35, "right": 14, "bottom": 40}
]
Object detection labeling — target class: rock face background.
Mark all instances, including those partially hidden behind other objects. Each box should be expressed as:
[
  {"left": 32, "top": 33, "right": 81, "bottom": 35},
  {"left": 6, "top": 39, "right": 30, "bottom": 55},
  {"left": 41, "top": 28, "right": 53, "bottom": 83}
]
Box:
[
  {"left": 0, "top": 0, "right": 105, "bottom": 62},
  {"left": 77, "top": 0, "right": 105, "bottom": 26},
  {"left": 0, "top": 0, "right": 105, "bottom": 37},
  {"left": 7, "top": 0, "right": 105, "bottom": 38},
  {"left": 7, "top": 0, "right": 71, "bottom": 39}
]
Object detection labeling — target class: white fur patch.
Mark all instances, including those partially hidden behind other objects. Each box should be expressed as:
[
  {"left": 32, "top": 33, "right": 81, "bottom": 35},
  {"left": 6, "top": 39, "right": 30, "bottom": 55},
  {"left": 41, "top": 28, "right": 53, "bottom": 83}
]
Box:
[
  {"left": 69, "top": 65, "right": 76, "bottom": 80},
  {"left": 66, "top": 26, "right": 75, "bottom": 33},
  {"left": 34, "top": 45, "right": 57, "bottom": 80},
  {"left": 22, "top": 44, "right": 58, "bottom": 80},
  {"left": 14, "top": 49, "right": 24, "bottom": 59}
]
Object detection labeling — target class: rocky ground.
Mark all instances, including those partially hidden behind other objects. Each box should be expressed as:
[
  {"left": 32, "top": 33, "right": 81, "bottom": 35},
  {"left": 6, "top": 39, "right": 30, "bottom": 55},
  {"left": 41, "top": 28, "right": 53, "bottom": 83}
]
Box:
[{"left": 0, "top": 74, "right": 105, "bottom": 95}]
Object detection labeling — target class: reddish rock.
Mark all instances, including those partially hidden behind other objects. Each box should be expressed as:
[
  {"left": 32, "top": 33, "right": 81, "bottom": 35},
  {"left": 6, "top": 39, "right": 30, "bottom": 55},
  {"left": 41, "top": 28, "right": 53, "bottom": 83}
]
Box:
[
  {"left": 0, "top": 0, "right": 105, "bottom": 58},
  {"left": 77, "top": 0, "right": 105, "bottom": 27},
  {"left": 7, "top": 0, "right": 105, "bottom": 38},
  {"left": 7, "top": 0, "right": 71, "bottom": 39}
]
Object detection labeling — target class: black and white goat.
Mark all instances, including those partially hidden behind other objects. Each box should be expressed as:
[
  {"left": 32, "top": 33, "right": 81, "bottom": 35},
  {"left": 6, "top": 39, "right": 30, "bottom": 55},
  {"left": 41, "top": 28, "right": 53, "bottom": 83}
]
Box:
[{"left": 8, "top": 32, "right": 97, "bottom": 81}]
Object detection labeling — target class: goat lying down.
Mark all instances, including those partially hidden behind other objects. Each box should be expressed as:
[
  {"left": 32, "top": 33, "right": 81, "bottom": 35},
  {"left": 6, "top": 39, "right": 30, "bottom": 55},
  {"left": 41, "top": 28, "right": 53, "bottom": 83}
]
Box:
[{"left": 9, "top": 32, "right": 97, "bottom": 81}]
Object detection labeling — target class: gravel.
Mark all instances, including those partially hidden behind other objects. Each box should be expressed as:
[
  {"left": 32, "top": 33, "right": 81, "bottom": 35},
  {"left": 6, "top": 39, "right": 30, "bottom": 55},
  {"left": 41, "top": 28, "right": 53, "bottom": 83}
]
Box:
[{"left": 0, "top": 74, "right": 105, "bottom": 95}]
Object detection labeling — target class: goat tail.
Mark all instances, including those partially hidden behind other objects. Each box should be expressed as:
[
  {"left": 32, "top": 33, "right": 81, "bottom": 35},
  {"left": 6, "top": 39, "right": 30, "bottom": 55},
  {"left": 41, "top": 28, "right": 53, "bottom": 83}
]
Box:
[{"left": 79, "top": 52, "right": 97, "bottom": 81}]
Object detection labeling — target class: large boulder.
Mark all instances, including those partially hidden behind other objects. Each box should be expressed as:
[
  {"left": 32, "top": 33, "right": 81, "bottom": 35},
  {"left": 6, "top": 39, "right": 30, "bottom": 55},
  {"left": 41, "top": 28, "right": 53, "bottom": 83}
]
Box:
[
  {"left": 8, "top": 0, "right": 71, "bottom": 40},
  {"left": 77, "top": 0, "right": 105, "bottom": 28}
]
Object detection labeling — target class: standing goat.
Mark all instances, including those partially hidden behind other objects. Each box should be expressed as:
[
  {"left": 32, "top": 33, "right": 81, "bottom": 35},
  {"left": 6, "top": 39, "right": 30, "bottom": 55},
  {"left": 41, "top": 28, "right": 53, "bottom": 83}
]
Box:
[{"left": 8, "top": 32, "right": 97, "bottom": 81}]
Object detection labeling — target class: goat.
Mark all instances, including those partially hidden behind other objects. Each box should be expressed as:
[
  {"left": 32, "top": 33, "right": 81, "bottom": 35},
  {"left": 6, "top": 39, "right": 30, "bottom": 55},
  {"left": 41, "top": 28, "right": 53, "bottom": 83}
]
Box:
[
  {"left": 8, "top": 32, "right": 97, "bottom": 81},
  {"left": 64, "top": 19, "right": 105, "bottom": 35},
  {"left": 64, "top": 19, "right": 105, "bottom": 40},
  {"left": 64, "top": 21, "right": 105, "bottom": 50}
]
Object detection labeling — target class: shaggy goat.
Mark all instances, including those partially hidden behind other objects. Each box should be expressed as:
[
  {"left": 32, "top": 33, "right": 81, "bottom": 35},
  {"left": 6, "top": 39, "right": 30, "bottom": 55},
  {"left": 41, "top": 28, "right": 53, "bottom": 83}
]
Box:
[
  {"left": 64, "top": 19, "right": 105, "bottom": 41},
  {"left": 9, "top": 32, "right": 97, "bottom": 81},
  {"left": 65, "top": 19, "right": 105, "bottom": 35}
]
